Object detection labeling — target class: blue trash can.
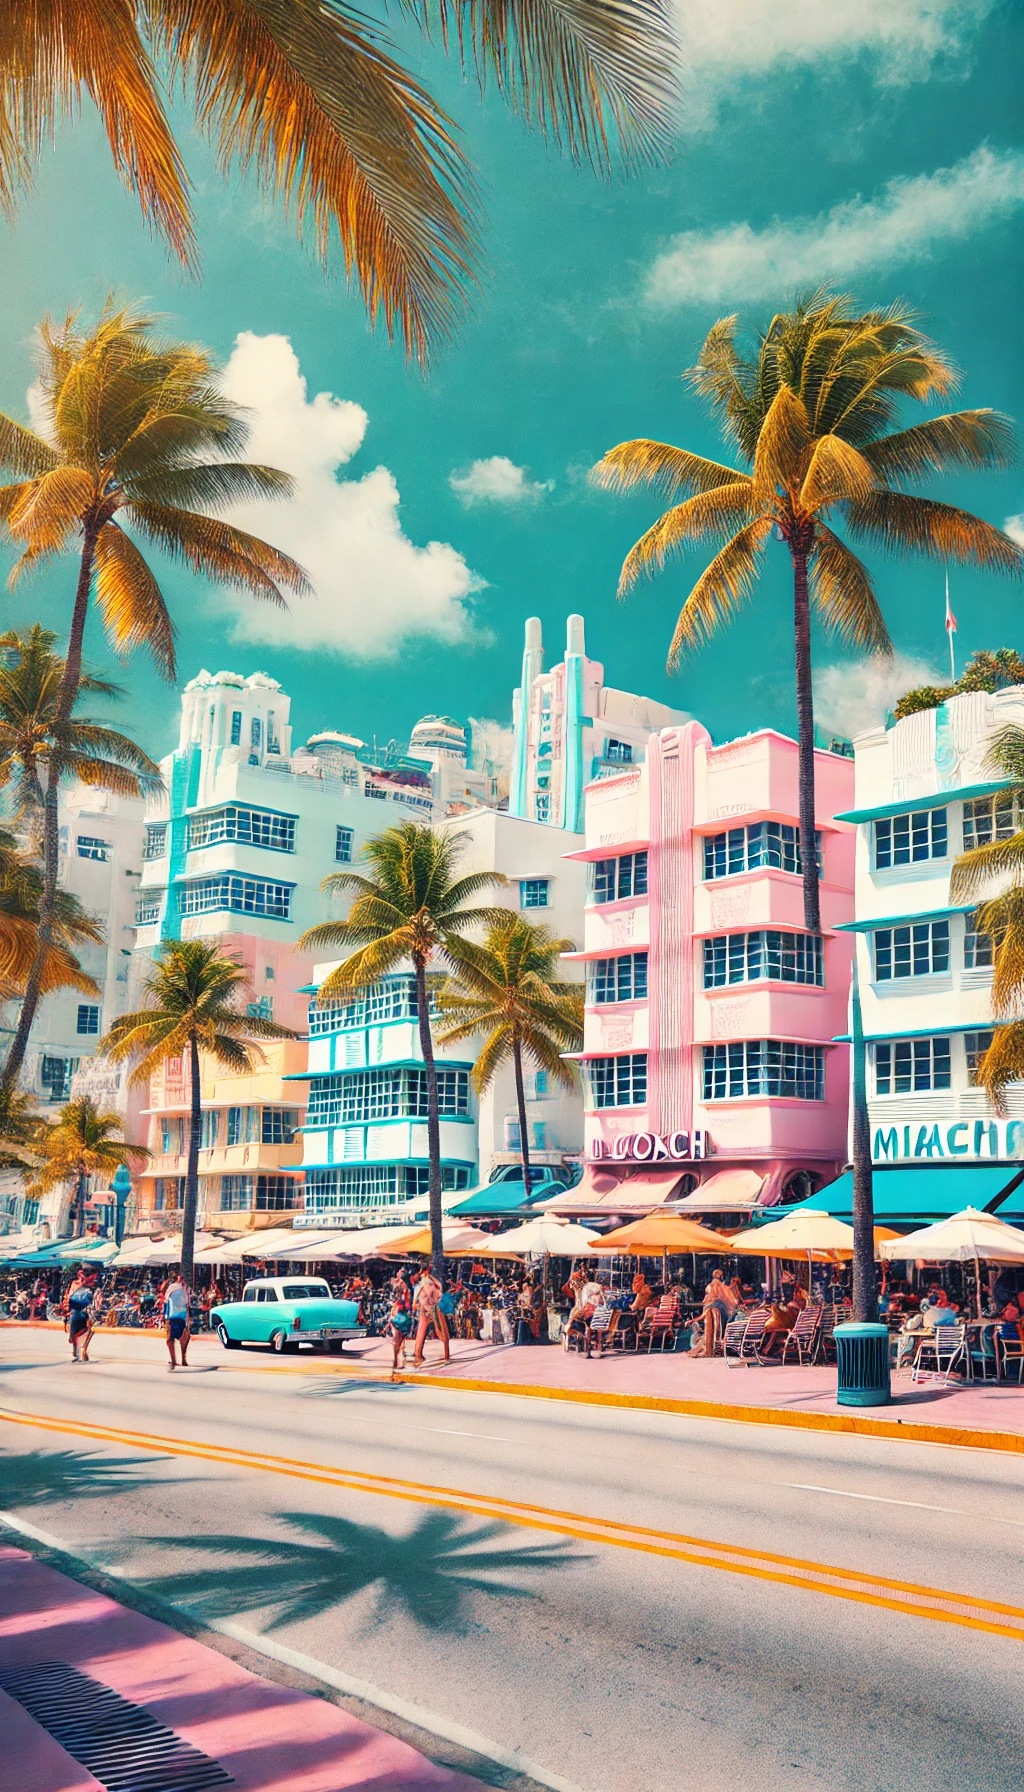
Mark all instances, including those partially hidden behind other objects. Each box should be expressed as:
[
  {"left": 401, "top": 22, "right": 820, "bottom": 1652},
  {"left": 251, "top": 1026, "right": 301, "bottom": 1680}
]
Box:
[{"left": 834, "top": 1322, "right": 890, "bottom": 1407}]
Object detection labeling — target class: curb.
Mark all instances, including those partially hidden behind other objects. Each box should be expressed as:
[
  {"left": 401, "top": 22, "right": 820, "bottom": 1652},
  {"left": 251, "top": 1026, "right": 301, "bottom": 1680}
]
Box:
[{"left": 5, "top": 1319, "right": 1021, "bottom": 1456}]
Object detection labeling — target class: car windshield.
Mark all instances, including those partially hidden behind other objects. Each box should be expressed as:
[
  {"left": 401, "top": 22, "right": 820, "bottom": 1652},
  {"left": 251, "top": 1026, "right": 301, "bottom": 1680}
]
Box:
[{"left": 282, "top": 1283, "right": 331, "bottom": 1301}]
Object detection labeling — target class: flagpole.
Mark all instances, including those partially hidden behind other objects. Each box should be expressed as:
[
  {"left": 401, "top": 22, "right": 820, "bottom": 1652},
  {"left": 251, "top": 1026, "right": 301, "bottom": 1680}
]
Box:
[{"left": 945, "top": 572, "right": 957, "bottom": 684}]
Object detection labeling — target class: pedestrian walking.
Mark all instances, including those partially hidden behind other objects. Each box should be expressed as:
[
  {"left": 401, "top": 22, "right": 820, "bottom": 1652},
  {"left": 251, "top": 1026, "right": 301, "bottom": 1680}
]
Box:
[
  {"left": 163, "top": 1270, "right": 191, "bottom": 1369},
  {"left": 412, "top": 1266, "right": 450, "bottom": 1366},
  {"left": 66, "top": 1269, "right": 96, "bottom": 1363},
  {"left": 388, "top": 1274, "right": 413, "bottom": 1377}
]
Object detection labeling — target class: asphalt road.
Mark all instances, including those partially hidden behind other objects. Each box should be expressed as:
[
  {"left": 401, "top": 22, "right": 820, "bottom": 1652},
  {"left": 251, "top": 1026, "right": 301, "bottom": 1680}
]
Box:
[{"left": 1, "top": 1328, "right": 1022, "bottom": 1792}]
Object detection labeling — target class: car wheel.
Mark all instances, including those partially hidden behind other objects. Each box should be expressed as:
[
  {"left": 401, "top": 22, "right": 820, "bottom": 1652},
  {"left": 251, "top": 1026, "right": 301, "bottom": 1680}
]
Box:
[
  {"left": 328, "top": 1339, "right": 346, "bottom": 1354},
  {"left": 217, "top": 1323, "right": 240, "bottom": 1351}
]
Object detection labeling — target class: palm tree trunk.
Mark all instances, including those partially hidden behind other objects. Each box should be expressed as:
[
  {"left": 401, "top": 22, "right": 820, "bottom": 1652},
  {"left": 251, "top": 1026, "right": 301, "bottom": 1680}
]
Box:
[
  {"left": 791, "top": 548, "right": 821, "bottom": 935},
  {"left": 0, "top": 528, "right": 99, "bottom": 1099},
  {"left": 75, "top": 1166, "right": 87, "bottom": 1237},
  {"left": 512, "top": 1036, "right": 532, "bottom": 1196},
  {"left": 850, "top": 955, "right": 876, "bottom": 1323},
  {"left": 180, "top": 1034, "right": 202, "bottom": 1292},
  {"left": 414, "top": 958, "right": 445, "bottom": 1284}
]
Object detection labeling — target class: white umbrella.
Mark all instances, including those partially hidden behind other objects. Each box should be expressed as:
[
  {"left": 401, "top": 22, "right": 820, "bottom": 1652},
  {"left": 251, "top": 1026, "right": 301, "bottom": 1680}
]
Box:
[
  {"left": 470, "top": 1218, "right": 602, "bottom": 1256},
  {"left": 111, "top": 1231, "right": 226, "bottom": 1266},
  {"left": 878, "top": 1206, "right": 1024, "bottom": 1317}
]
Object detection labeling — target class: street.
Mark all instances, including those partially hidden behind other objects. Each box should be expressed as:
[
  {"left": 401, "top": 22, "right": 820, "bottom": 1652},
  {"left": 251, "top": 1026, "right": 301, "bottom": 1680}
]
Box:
[{"left": 2, "top": 1330, "right": 1022, "bottom": 1792}]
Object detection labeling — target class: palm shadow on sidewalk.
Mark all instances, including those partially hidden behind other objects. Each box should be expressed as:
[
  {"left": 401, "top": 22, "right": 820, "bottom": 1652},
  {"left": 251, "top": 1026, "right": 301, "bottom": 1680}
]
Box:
[{"left": 123, "top": 1507, "right": 583, "bottom": 1635}]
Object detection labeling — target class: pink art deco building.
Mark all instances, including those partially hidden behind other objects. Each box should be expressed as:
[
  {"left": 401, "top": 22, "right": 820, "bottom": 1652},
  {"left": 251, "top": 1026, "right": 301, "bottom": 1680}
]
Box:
[{"left": 554, "top": 723, "right": 856, "bottom": 1218}]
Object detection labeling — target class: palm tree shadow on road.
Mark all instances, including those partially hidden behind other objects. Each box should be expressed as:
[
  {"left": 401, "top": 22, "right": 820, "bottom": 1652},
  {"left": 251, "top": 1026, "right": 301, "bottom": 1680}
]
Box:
[
  {"left": 126, "top": 1507, "right": 584, "bottom": 1635},
  {"left": 0, "top": 1447, "right": 175, "bottom": 1510}
]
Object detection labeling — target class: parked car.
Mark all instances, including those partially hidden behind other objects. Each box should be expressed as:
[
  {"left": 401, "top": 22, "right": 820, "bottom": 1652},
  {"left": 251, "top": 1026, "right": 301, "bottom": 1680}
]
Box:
[{"left": 211, "top": 1277, "right": 366, "bottom": 1354}]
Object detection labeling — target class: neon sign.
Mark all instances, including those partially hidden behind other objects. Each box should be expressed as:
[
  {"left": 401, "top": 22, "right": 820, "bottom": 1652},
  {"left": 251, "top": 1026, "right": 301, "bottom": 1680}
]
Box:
[{"left": 591, "top": 1129, "right": 713, "bottom": 1163}]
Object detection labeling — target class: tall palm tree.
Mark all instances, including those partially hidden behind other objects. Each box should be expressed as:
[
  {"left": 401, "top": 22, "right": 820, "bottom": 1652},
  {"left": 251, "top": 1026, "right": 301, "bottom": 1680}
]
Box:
[
  {"left": 101, "top": 941, "right": 297, "bottom": 1287},
  {"left": 0, "top": 624, "right": 161, "bottom": 1097},
  {"left": 0, "top": 1086, "right": 51, "bottom": 1176},
  {"left": 0, "top": 5, "right": 675, "bottom": 363},
  {"left": 436, "top": 913, "right": 583, "bottom": 1195},
  {"left": 594, "top": 293, "right": 1023, "bottom": 933},
  {"left": 951, "top": 723, "right": 1024, "bottom": 1104},
  {"left": 299, "top": 823, "right": 506, "bottom": 1279},
  {"left": 28, "top": 1096, "right": 147, "bottom": 1238}
]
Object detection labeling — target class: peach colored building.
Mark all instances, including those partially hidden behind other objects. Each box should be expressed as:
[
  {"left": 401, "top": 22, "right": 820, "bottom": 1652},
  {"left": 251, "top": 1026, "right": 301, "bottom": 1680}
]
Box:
[{"left": 556, "top": 723, "right": 855, "bottom": 1218}]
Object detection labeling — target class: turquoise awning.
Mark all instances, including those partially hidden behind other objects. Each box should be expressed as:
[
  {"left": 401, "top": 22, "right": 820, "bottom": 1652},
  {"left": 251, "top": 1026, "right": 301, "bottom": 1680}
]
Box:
[
  {"left": 788, "top": 1164, "right": 1024, "bottom": 1223},
  {"left": 449, "top": 1180, "right": 560, "bottom": 1216},
  {"left": 834, "top": 780, "right": 1010, "bottom": 826},
  {"left": 835, "top": 904, "right": 974, "bottom": 934}
]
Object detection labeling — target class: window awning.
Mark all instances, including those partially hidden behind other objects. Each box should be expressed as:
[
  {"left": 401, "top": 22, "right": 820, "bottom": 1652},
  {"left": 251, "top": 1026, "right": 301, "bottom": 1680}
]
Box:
[
  {"left": 669, "top": 1169, "right": 767, "bottom": 1211},
  {"left": 449, "top": 1181, "right": 557, "bottom": 1216},
  {"left": 834, "top": 780, "right": 1010, "bottom": 826},
  {"left": 787, "top": 1165, "right": 1024, "bottom": 1223},
  {"left": 538, "top": 1166, "right": 685, "bottom": 1211}
]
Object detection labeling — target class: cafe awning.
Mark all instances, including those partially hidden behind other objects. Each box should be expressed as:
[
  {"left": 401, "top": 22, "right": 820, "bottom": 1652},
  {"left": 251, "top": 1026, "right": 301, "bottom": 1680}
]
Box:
[
  {"left": 669, "top": 1169, "right": 767, "bottom": 1212},
  {"left": 786, "top": 1164, "right": 1024, "bottom": 1224},
  {"left": 449, "top": 1180, "right": 559, "bottom": 1217},
  {"left": 538, "top": 1166, "right": 686, "bottom": 1212}
]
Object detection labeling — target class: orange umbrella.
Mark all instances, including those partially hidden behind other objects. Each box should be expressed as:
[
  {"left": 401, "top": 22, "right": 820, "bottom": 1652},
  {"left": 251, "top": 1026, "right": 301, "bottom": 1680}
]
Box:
[{"left": 587, "top": 1214, "right": 732, "bottom": 1254}]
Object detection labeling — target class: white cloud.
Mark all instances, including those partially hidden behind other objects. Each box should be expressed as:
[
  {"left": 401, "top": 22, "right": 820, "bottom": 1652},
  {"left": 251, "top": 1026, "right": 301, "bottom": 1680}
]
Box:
[
  {"left": 214, "top": 331, "right": 482, "bottom": 659},
  {"left": 814, "top": 652, "right": 944, "bottom": 742},
  {"left": 1005, "top": 514, "right": 1024, "bottom": 548},
  {"left": 675, "top": 0, "right": 993, "bottom": 126},
  {"left": 646, "top": 145, "right": 1024, "bottom": 308},
  {"left": 449, "top": 456, "right": 552, "bottom": 506}
]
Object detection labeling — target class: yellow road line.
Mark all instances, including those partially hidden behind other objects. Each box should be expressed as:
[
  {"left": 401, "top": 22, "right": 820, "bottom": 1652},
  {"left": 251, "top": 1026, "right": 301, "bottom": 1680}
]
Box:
[{"left": 3, "top": 1404, "right": 1022, "bottom": 1644}]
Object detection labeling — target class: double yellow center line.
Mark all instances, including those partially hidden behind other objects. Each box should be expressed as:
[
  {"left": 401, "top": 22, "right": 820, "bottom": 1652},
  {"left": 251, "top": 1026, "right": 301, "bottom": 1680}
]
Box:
[{"left": 3, "top": 1404, "right": 1022, "bottom": 1644}]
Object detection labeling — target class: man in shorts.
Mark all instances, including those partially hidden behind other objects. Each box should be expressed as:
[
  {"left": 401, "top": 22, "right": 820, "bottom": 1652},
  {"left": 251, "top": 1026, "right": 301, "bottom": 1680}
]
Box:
[
  {"left": 66, "top": 1269, "right": 96, "bottom": 1363},
  {"left": 164, "top": 1271, "right": 190, "bottom": 1369}
]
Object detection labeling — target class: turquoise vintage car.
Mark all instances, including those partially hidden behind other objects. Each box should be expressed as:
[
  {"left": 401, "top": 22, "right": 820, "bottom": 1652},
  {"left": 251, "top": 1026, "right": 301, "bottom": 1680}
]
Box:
[{"left": 211, "top": 1276, "right": 366, "bottom": 1354}]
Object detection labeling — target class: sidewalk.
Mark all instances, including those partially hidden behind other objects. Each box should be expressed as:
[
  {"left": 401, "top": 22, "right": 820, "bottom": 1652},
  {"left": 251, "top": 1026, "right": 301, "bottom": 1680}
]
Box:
[{"left": 0, "top": 1544, "right": 484, "bottom": 1792}]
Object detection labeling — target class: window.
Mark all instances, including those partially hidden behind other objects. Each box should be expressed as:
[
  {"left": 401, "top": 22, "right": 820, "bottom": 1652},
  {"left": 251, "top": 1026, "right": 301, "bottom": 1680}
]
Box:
[
  {"left": 267, "top": 711, "right": 280, "bottom": 755},
  {"left": 186, "top": 805, "right": 296, "bottom": 852},
  {"left": 178, "top": 874, "right": 293, "bottom": 920},
  {"left": 154, "top": 1177, "right": 181, "bottom": 1212},
  {"left": 230, "top": 710, "right": 242, "bottom": 745},
  {"left": 306, "top": 1067, "right": 470, "bottom": 1126},
  {"left": 76, "top": 1004, "right": 100, "bottom": 1036},
  {"left": 533, "top": 1071, "right": 549, "bottom": 1097},
  {"left": 77, "top": 836, "right": 111, "bottom": 862},
  {"left": 874, "top": 1036, "right": 951, "bottom": 1095},
  {"left": 282, "top": 1283, "right": 331, "bottom": 1301},
  {"left": 591, "top": 953, "right": 648, "bottom": 1003},
  {"left": 303, "top": 1164, "right": 472, "bottom": 1212},
  {"left": 261, "top": 1108, "right": 299, "bottom": 1144},
  {"left": 199, "top": 1109, "right": 219, "bottom": 1150},
  {"left": 534, "top": 794, "right": 551, "bottom": 822},
  {"left": 962, "top": 794, "right": 1019, "bottom": 852},
  {"left": 520, "top": 878, "right": 550, "bottom": 909},
  {"left": 251, "top": 717, "right": 262, "bottom": 753},
  {"left": 134, "top": 892, "right": 162, "bottom": 926},
  {"left": 872, "top": 920, "right": 950, "bottom": 981},
  {"left": 703, "top": 823, "right": 821, "bottom": 881},
  {"left": 592, "top": 851, "right": 648, "bottom": 904},
  {"left": 702, "top": 1041, "right": 825, "bottom": 1102},
  {"left": 143, "top": 825, "right": 167, "bottom": 860},
  {"left": 335, "top": 826, "right": 354, "bottom": 864},
  {"left": 242, "top": 1285, "right": 257, "bottom": 1302},
  {"left": 964, "top": 919, "right": 994, "bottom": 970},
  {"left": 702, "top": 931, "right": 823, "bottom": 989},
  {"left": 873, "top": 809, "right": 947, "bottom": 869},
  {"left": 227, "top": 1106, "right": 241, "bottom": 1147},
  {"left": 604, "top": 739, "right": 633, "bottom": 764},
  {"left": 308, "top": 976, "right": 418, "bottom": 1035},
  {"left": 247, "top": 996, "right": 273, "bottom": 1020},
  {"left": 587, "top": 1053, "right": 647, "bottom": 1109},
  {"left": 965, "top": 1031, "right": 995, "bottom": 1086},
  {"left": 41, "top": 1056, "right": 75, "bottom": 1103}
]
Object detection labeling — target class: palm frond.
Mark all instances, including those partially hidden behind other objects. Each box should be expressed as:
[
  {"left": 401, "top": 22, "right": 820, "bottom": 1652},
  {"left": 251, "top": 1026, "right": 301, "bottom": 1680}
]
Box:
[
  {"left": 844, "top": 492, "right": 1024, "bottom": 575},
  {"left": 972, "top": 1022, "right": 1024, "bottom": 1111},
  {"left": 591, "top": 440, "right": 746, "bottom": 501},
  {"left": 809, "top": 525, "right": 892, "bottom": 652},
  {"left": 950, "top": 832, "right": 1024, "bottom": 902},
  {"left": 125, "top": 461, "right": 296, "bottom": 511},
  {"left": 124, "top": 501, "right": 310, "bottom": 601},
  {"left": 617, "top": 484, "right": 760, "bottom": 595},
  {"left": 0, "top": 413, "right": 60, "bottom": 478},
  {"left": 5, "top": 465, "right": 95, "bottom": 551},
  {"left": 863, "top": 411, "right": 1015, "bottom": 485},
  {"left": 93, "top": 521, "right": 176, "bottom": 678},
  {"left": 752, "top": 384, "right": 811, "bottom": 497},
  {"left": 799, "top": 435, "right": 875, "bottom": 512},
  {"left": 981, "top": 725, "right": 1024, "bottom": 786},
  {"left": 666, "top": 518, "right": 772, "bottom": 668}
]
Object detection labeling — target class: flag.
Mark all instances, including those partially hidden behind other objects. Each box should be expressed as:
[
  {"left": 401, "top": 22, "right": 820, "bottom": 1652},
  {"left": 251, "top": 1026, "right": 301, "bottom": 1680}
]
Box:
[{"left": 944, "top": 574, "right": 957, "bottom": 637}]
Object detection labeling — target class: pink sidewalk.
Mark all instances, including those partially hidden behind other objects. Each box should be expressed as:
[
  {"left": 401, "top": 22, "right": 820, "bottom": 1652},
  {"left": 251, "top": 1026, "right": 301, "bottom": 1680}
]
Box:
[
  {"left": 338, "top": 1335, "right": 1024, "bottom": 1440},
  {"left": 0, "top": 1546, "right": 483, "bottom": 1792}
]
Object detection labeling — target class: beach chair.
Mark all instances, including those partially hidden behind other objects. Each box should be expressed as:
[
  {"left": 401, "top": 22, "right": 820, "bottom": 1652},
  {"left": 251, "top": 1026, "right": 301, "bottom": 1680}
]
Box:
[
  {"left": 731, "top": 1305, "right": 770, "bottom": 1364},
  {"left": 723, "top": 1311, "right": 751, "bottom": 1367},
  {"left": 997, "top": 1323, "right": 1024, "bottom": 1384},
  {"left": 781, "top": 1302, "right": 822, "bottom": 1367},
  {"left": 638, "top": 1294, "right": 679, "bottom": 1352}
]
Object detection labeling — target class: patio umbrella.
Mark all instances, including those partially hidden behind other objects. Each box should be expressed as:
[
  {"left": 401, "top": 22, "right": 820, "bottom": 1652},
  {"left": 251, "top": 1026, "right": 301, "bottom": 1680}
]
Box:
[
  {"left": 587, "top": 1212, "right": 733, "bottom": 1288},
  {"left": 468, "top": 1217, "right": 602, "bottom": 1257},
  {"left": 380, "top": 1222, "right": 495, "bottom": 1256},
  {"left": 878, "top": 1206, "right": 1024, "bottom": 1314},
  {"left": 728, "top": 1211, "right": 898, "bottom": 1260}
]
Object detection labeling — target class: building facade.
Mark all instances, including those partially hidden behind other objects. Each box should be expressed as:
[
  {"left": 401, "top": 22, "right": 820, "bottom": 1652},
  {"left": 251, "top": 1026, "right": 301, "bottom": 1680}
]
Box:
[
  {"left": 560, "top": 723, "right": 855, "bottom": 1217},
  {"left": 510, "top": 615, "right": 690, "bottom": 831},
  {"left": 840, "top": 686, "right": 1024, "bottom": 1215},
  {"left": 296, "top": 806, "right": 587, "bottom": 1226}
]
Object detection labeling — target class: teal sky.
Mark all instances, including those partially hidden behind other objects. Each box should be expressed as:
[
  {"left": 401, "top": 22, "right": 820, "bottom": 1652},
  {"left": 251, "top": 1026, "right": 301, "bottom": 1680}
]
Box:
[{"left": 1, "top": 2, "right": 1022, "bottom": 765}]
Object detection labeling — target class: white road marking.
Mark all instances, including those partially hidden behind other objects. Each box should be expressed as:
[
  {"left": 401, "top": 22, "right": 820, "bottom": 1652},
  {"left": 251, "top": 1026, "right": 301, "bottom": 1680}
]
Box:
[
  {"left": 0, "top": 1508, "right": 587, "bottom": 1792},
  {"left": 414, "top": 1426, "right": 511, "bottom": 1441},
  {"left": 785, "top": 1483, "right": 959, "bottom": 1514}
]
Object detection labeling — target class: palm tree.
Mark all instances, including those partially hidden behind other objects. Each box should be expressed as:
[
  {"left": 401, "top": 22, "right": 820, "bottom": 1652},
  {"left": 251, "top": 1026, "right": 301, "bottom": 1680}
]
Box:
[
  {"left": 299, "top": 823, "right": 507, "bottom": 1279},
  {"left": 100, "top": 941, "right": 297, "bottom": 1286},
  {"left": 436, "top": 914, "right": 583, "bottom": 1194},
  {"left": 951, "top": 723, "right": 1024, "bottom": 1105},
  {"left": 0, "top": 826, "right": 104, "bottom": 1003},
  {"left": 28, "top": 1096, "right": 147, "bottom": 1238},
  {"left": 0, "top": 624, "right": 161, "bottom": 1098},
  {"left": 0, "top": 5, "right": 675, "bottom": 363},
  {"left": 0, "top": 1086, "right": 51, "bottom": 1176},
  {"left": 594, "top": 293, "right": 1023, "bottom": 933}
]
